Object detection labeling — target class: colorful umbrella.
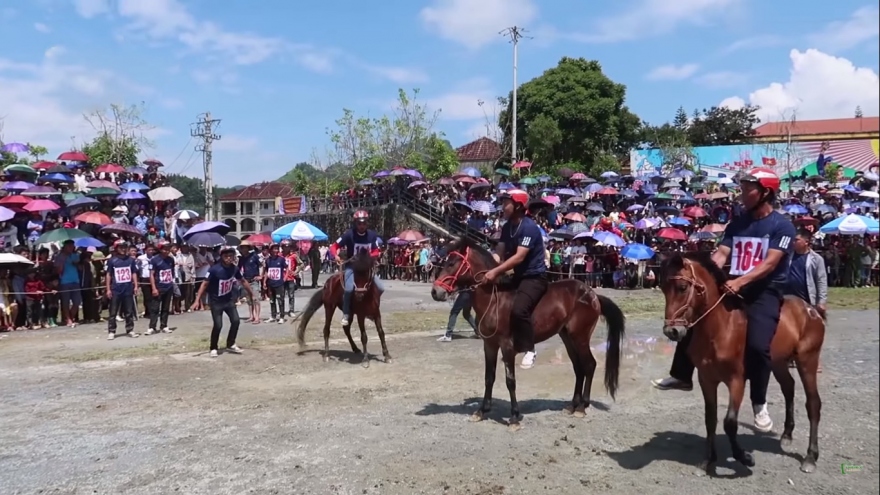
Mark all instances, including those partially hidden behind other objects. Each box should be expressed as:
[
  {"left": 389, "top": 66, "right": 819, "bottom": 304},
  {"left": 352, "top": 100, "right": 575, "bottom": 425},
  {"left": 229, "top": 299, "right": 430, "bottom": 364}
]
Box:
[
  {"left": 21, "top": 185, "right": 60, "bottom": 196},
  {"left": 31, "top": 161, "right": 56, "bottom": 170},
  {"left": 0, "top": 142, "right": 29, "bottom": 153},
  {"left": 0, "top": 195, "right": 31, "bottom": 206},
  {"left": 119, "top": 182, "right": 150, "bottom": 191},
  {"left": 23, "top": 199, "right": 61, "bottom": 212},
  {"left": 242, "top": 232, "right": 273, "bottom": 246},
  {"left": 36, "top": 228, "right": 91, "bottom": 244},
  {"left": 272, "top": 220, "right": 328, "bottom": 242},
  {"left": 75, "top": 211, "right": 113, "bottom": 226},
  {"left": 657, "top": 228, "right": 687, "bottom": 241},
  {"left": 396, "top": 229, "right": 425, "bottom": 242},
  {"left": 117, "top": 191, "right": 147, "bottom": 201}
]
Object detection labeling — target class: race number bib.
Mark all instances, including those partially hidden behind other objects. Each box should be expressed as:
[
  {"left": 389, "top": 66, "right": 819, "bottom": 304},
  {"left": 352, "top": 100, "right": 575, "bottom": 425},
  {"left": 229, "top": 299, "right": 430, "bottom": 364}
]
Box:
[
  {"left": 114, "top": 267, "right": 132, "bottom": 283},
  {"left": 730, "top": 236, "right": 769, "bottom": 276},
  {"left": 158, "top": 269, "right": 173, "bottom": 284},
  {"left": 267, "top": 267, "right": 282, "bottom": 280},
  {"left": 353, "top": 243, "right": 372, "bottom": 255},
  {"left": 218, "top": 278, "right": 234, "bottom": 296}
]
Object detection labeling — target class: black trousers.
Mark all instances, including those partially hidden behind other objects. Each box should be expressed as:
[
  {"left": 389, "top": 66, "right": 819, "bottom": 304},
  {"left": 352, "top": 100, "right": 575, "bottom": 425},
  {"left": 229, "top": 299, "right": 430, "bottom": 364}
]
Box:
[
  {"left": 108, "top": 294, "right": 135, "bottom": 334},
  {"left": 210, "top": 300, "right": 241, "bottom": 351},
  {"left": 510, "top": 275, "right": 549, "bottom": 353},
  {"left": 149, "top": 289, "right": 173, "bottom": 329}
]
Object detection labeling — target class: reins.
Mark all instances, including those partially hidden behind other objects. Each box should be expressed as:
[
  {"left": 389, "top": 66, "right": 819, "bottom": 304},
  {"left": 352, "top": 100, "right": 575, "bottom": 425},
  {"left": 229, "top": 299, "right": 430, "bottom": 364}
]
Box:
[
  {"left": 664, "top": 262, "right": 734, "bottom": 329},
  {"left": 434, "top": 248, "right": 499, "bottom": 340}
]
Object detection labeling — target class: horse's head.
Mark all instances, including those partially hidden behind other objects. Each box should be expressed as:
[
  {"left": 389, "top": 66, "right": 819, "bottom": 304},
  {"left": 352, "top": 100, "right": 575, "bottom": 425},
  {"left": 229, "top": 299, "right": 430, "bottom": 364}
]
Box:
[
  {"left": 431, "top": 237, "right": 494, "bottom": 302},
  {"left": 349, "top": 249, "right": 374, "bottom": 275},
  {"left": 658, "top": 251, "right": 725, "bottom": 341}
]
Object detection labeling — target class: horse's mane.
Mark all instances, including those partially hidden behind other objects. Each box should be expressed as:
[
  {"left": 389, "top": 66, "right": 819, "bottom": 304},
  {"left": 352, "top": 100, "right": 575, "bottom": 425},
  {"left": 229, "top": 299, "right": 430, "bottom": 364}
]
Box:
[
  {"left": 349, "top": 250, "right": 374, "bottom": 274},
  {"left": 456, "top": 237, "right": 499, "bottom": 269},
  {"left": 659, "top": 250, "right": 728, "bottom": 287}
]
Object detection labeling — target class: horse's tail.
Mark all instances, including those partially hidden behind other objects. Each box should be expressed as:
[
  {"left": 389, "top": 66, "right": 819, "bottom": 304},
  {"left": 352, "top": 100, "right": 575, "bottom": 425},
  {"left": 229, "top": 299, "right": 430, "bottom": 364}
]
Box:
[
  {"left": 598, "top": 294, "right": 626, "bottom": 401},
  {"left": 295, "top": 288, "right": 325, "bottom": 348}
]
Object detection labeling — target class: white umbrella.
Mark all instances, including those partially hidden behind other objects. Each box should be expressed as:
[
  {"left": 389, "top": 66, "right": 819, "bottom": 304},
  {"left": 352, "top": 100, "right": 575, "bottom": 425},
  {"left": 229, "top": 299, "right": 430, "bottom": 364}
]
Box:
[
  {"left": 0, "top": 253, "right": 35, "bottom": 268},
  {"left": 174, "top": 209, "right": 199, "bottom": 220},
  {"left": 858, "top": 190, "right": 879, "bottom": 199},
  {"left": 147, "top": 186, "right": 183, "bottom": 201}
]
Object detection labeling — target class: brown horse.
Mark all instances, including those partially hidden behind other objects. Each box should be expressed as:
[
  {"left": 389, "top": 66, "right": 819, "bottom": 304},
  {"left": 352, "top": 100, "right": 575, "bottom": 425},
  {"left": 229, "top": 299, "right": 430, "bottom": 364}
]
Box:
[
  {"left": 431, "top": 237, "right": 626, "bottom": 429},
  {"left": 659, "top": 251, "right": 824, "bottom": 474},
  {"left": 294, "top": 251, "right": 391, "bottom": 367}
]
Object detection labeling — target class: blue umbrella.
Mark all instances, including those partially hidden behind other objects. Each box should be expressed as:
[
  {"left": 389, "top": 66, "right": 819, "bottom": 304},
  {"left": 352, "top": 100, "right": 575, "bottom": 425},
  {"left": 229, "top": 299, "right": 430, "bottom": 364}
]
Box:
[
  {"left": 819, "top": 214, "right": 879, "bottom": 235},
  {"left": 497, "top": 182, "right": 515, "bottom": 190},
  {"left": 185, "top": 231, "right": 226, "bottom": 248},
  {"left": 556, "top": 188, "right": 577, "bottom": 196},
  {"left": 117, "top": 191, "right": 147, "bottom": 200},
  {"left": 185, "top": 221, "right": 231, "bottom": 237},
  {"left": 621, "top": 243, "right": 655, "bottom": 260},
  {"left": 586, "top": 183, "right": 604, "bottom": 193},
  {"left": 68, "top": 196, "right": 101, "bottom": 208},
  {"left": 537, "top": 175, "right": 551, "bottom": 182},
  {"left": 75, "top": 237, "right": 106, "bottom": 249},
  {"left": 627, "top": 204, "right": 645, "bottom": 211},
  {"left": 470, "top": 201, "right": 495, "bottom": 214},
  {"left": 459, "top": 167, "right": 481, "bottom": 178},
  {"left": 594, "top": 231, "right": 626, "bottom": 247},
  {"left": 41, "top": 173, "right": 73, "bottom": 183},
  {"left": 784, "top": 204, "right": 809, "bottom": 215},
  {"left": 272, "top": 220, "right": 328, "bottom": 242},
  {"left": 119, "top": 182, "right": 150, "bottom": 191},
  {"left": 668, "top": 217, "right": 691, "bottom": 226}
]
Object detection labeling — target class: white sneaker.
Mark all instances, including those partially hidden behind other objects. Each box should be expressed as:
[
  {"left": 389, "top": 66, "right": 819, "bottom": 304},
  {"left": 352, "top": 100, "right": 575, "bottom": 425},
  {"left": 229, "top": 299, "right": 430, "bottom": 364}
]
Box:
[
  {"left": 210, "top": 350, "right": 219, "bottom": 358},
  {"left": 520, "top": 351, "right": 537, "bottom": 369},
  {"left": 107, "top": 333, "right": 115, "bottom": 340},
  {"left": 340, "top": 315, "right": 350, "bottom": 326},
  {"left": 226, "top": 345, "right": 243, "bottom": 354},
  {"left": 651, "top": 377, "right": 693, "bottom": 391},
  {"left": 753, "top": 404, "right": 773, "bottom": 432},
  {"left": 161, "top": 327, "right": 173, "bottom": 333},
  {"left": 115, "top": 316, "right": 123, "bottom": 322},
  {"left": 144, "top": 328, "right": 156, "bottom": 335},
  {"left": 266, "top": 318, "right": 276, "bottom": 323},
  {"left": 277, "top": 318, "right": 285, "bottom": 324},
  {"left": 127, "top": 332, "right": 140, "bottom": 338},
  {"left": 437, "top": 335, "right": 452, "bottom": 342}
]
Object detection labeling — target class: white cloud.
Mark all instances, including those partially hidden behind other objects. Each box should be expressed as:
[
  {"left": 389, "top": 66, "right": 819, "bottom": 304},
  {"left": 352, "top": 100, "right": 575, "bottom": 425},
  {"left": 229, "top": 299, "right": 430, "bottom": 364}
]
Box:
[
  {"left": 646, "top": 63, "right": 699, "bottom": 81},
  {"left": 0, "top": 47, "right": 168, "bottom": 156},
  {"left": 72, "top": 0, "right": 108, "bottom": 18},
  {"left": 362, "top": 65, "right": 429, "bottom": 84},
  {"left": 420, "top": 0, "right": 538, "bottom": 49},
  {"left": 719, "top": 49, "right": 879, "bottom": 122},
  {"left": 695, "top": 71, "right": 749, "bottom": 88},
  {"left": 425, "top": 78, "right": 497, "bottom": 120},
  {"left": 572, "top": 0, "right": 741, "bottom": 43},
  {"left": 159, "top": 98, "right": 183, "bottom": 109},
  {"left": 809, "top": 6, "right": 880, "bottom": 52},
  {"left": 34, "top": 22, "right": 51, "bottom": 33},
  {"left": 719, "top": 35, "right": 785, "bottom": 54}
]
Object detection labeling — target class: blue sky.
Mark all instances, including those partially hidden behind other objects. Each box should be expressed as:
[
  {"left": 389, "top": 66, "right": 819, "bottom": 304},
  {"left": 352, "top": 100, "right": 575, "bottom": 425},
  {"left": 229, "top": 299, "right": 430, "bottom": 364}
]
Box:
[{"left": 0, "top": 0, "right": 878, "bottom": 186}]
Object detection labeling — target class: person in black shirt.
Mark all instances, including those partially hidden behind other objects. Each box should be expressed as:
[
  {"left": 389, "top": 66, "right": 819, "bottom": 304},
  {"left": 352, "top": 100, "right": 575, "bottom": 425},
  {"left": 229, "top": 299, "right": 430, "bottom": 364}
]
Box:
[
  {"left": 147, "top": 242, "right": 176, "bottom": 334},
  {"left": 193, "top": 246, "right": 254, "bottom": 358},
  {"left": 105, "top": 241, "right": 138, "bottom": 340}
]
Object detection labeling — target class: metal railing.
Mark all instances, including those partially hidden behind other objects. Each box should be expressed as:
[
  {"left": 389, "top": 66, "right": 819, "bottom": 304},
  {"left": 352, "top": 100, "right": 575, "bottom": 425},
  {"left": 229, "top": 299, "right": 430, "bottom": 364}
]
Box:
[{"left": 393, "top": 189, "right": 490, "bottom": 246}]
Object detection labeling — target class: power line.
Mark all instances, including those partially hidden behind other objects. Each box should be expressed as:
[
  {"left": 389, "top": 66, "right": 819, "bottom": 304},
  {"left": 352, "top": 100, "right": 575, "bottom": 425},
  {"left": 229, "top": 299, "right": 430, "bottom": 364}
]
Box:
[
  {"left": 164, "top": 136, "right": 194, "bottom": 172},
  {"left": 175, "top": 148, "right": 200, "bottom": 176},
  {"left": 190, "top": 112, "right": 221, "bottom": 221}
]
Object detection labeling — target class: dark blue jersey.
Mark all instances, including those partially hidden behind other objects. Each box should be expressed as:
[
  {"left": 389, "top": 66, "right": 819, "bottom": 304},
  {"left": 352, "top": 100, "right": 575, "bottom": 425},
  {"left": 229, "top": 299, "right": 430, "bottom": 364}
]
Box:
[
  {"left": 500, "top": 216, "right": 546, "bottom": 279},
  {"left": 720, "top": 210, "right": 796, "bottom": 289},
  {"left": 336, "top": 229, "right": 379, "bottom": 258},
  {"left": 207, "top": 262, "right": 242, "bottom": 304},
  {"left": 238, "top": 251, "right": 261, "bottom": 280},
  {"left": 150, "top": 255, "right": 176, "bottom": 293},
  {"left": 107, "top": 256, "right": 137, "bottom": 296},
  {"left": 264, "top": 255, "right": 288, "bottom": 288}
]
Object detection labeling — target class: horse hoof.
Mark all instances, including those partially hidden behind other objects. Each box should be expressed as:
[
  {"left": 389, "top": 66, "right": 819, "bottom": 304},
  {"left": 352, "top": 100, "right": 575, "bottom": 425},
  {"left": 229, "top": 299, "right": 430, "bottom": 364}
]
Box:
[
  {"left": 780, "top": 436, "right": 793, "bottom": 448},
  {"left": 322, "top": 356, "right": 330, "bottom": 363},
  {"left": 508, "top": 422, "right": 523, "bottom": 432},
  {"left": 572, "top": 410, "right": 586, "bottom": 419},
  {"left": 562, "top": 406, "right": 574, "bottom": 416},
  {"left": 800, "top": 459, "right": 816, "bottom": 473},
  {"left": 469, "top": 412, "right": 484, "bottom": 423},
  {"left": 696, "top": 462, "right": 716, "bottom": 477},
  {"left": 737, "top": 452, "right": 756, "bottom": 467},
  {"left": 361, "top": 360, "right": 370, "bottom": 369},
  {"left": 384, "top": 357, "right": 392, "bottom": 364}
]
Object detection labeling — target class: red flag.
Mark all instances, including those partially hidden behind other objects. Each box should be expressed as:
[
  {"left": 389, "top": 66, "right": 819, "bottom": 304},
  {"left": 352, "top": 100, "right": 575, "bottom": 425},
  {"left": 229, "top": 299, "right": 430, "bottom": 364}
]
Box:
[
  {"left": 744, "top": 159, "right": 754, "bottom": 166},
  {"left": 734, "top": 161, "right": 742, "bottom": 168},
  {"left": 766, "top": 157, "right": 777, "bottom": 166}
]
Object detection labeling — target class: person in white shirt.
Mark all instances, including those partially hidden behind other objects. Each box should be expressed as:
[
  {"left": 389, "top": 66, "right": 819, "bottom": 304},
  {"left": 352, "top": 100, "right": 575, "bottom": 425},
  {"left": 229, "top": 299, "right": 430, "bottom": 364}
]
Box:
[
  {"left": 136, "top": 246, "right": 155, "bottom": 318},
  {"left": 0, "top": 223, "right": 18, "bottom": 251}
]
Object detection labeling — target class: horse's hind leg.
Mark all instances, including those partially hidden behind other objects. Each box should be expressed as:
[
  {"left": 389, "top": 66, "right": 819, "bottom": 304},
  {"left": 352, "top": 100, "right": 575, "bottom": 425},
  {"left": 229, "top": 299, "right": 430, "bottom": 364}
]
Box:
[
  {"left": 357, "top": 314, "right": 369, "bottom": 368},
  {"left": 343, "top": 323, "right": 360, "bottom": 354},
  {"left": 772, "top": 361, "right": 797, "bottom": 448},
  {"left": 559, "top": 330, "right": 586, "bottom": 417},
  {"left": 502, "top": 348, "right": 523, "bottom": 430},
  {"left": 472, "top": 342, "right": 498, "bottom": 423},
  {"left": 373, "top": 313, "right": 392, "bottom": 364},
  {"left": 796, "top": 354, "right": 822, "bottom": 473},
  {"left": 322, "top": 303, "right": 334, "bottom": 362}
]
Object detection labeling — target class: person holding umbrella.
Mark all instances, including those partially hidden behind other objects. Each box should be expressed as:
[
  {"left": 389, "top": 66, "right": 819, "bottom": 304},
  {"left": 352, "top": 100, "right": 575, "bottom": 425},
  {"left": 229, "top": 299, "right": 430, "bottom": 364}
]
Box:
[
  {"left": 105, "top": 241, "right": 138, "bottom": 340},
  {"left": 147, "top": 242, "right": 176, "bottom": 334},
  {"left": 192, "top": 246, "right": 254, "bottom": 358}
]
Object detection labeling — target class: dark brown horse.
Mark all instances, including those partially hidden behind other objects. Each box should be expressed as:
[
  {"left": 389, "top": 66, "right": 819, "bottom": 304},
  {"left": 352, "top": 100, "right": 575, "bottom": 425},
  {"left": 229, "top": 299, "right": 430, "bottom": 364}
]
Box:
[
  {"left": 294, "top": 251, "right": 391, "bottom": 367},
  {"left": 431, "top": 237, "right": 625, "bottom": 429},
  {"left": 659, "top": 251, "right": 824, "bottom": 474}
]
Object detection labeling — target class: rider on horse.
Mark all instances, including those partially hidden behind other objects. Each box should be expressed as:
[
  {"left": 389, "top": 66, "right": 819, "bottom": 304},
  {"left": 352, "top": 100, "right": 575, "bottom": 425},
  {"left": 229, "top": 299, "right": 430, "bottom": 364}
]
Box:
[
  {"left": 328, "top": 209, "right": 385, "bottom": 327},
  {"left": 482, "top": 188, "right": 548, "bottom": 370},
  {"left": 653, "top": 167, "right": 797, "bottom": 433}
]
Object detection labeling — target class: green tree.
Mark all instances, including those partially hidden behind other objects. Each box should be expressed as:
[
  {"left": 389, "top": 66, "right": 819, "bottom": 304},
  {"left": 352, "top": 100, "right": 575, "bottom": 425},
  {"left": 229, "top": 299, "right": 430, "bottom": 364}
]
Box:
[
  {"left": 673, "top": 106, "right": 689, "bottom": 130},
  {"left": 27, "top": 143, "right": 48, "bottom": 161},
  {"left": 165, "top": 174, "right": 234, "bottom": 214},
  {"left": 498, "top": 57, "right": 642, "bottom": 176},
  {"left": 525, "top": 114, "right": 562, "bottom": 169},
  {"left": 687, "top": 105, "right": 760, "bottom": 146},
  {"left": 81, "top": 103, "right": 155, "bottom": 166}
]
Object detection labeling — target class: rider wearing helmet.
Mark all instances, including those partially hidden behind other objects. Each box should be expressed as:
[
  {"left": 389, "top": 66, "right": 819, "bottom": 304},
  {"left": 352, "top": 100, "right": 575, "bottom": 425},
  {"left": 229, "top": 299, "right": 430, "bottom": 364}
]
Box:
[
  {"left": 483, "top": 189, "right": 548, "bottom": 369},
  {"left": 328, "top": 210, "right": 385, "bottom": 327},
  {"left": 653, "top": 167, "right": 796, "bottom": 433}
]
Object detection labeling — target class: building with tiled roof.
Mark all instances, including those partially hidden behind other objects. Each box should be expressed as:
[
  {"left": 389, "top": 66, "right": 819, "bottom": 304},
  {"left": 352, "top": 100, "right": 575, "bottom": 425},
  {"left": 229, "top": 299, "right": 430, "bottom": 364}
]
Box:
[
  {"left": 754, "top": 116, "right": 879, "bottom": 143},
  {"left": 455, "top": 137, "right": 503, "bottom": 171},
  {"left": 218, "top": 182, "right": 304, "bottom": 235}
]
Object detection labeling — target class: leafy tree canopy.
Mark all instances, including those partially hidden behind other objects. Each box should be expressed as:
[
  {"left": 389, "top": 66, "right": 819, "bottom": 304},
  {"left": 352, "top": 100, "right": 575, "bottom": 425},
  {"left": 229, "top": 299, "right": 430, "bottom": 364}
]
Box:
[
  {"left": 498, "top": 57, "right": 642, "bottom": 178},
  {"left": 165, "top": 174, "right": 234, "bottom": 214}
]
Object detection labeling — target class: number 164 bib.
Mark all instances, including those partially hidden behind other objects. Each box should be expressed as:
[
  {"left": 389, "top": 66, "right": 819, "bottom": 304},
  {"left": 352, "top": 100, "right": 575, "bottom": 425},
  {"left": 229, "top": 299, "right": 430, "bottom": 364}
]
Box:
[{"left": 729, "top": 236, "right": 768, "bottom": 276}]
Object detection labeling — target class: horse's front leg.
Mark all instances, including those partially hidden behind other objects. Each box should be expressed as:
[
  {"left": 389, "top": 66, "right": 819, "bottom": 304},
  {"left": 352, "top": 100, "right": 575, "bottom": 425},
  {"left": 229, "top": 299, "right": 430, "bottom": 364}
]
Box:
[
  {"left": 373, "top": 313, "right": 392, "bottom": 363},
  {"left": 697, "top": 372, "right": 719, "bottom": 476},
  {"left": 356, "top": 314, "right": 369, "bottom": 368},
  {"left": 342, "top": 321, "right": 360, "bottom": 355},
  {"left": 503, "top": 349, "right": 523, "bottom": 430},
  {"left": 724, "top": 372, "right": 754, "bottom": 467},
  {"left": 472, "top": 341, "right": 498, "bottom": 422}
]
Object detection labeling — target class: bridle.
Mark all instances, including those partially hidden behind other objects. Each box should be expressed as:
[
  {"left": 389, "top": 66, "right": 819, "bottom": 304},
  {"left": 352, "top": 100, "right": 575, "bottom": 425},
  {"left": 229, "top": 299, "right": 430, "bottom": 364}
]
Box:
[
  {"left": 663, "top": 261, "right": 729, "bottom": 329},
  {"left": 432, "top": 247, "right": 497, "bottom": 339}
]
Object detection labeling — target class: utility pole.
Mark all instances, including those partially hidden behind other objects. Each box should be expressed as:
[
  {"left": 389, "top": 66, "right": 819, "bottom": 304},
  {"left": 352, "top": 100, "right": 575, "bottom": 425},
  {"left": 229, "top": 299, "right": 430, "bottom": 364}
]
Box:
[
  {"left": 501, "top": 26, "right": 530, "bottom": 166},
  {"left": 191, "top": 112, "right": 221, "bottom": 220}
]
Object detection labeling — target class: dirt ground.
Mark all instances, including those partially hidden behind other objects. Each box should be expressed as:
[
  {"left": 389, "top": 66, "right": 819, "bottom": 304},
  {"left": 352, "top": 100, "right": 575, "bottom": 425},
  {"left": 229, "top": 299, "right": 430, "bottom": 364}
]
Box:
[{"left": 0, "top": 278, "right": 877, "bottom": 495}]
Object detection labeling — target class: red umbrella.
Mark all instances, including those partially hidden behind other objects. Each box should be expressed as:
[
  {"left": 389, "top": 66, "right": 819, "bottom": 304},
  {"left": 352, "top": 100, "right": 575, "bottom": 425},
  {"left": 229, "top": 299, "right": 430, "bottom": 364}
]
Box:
[
  {"left": 693, "top": 192, "right": 710, "bottom": 200},
  {"left": 75, "top": 211, "right": 113, "bottom": 226},
  {"left": 23, "top": 199, "right": 61, "bottom": 212},
  {"left": 95, "top": 163, "right": 126, "bottom": 174},
  {"left": 142, "top": 158, "right": 164, "bottom": 167},
  {"left": 32, "top": 160, "right": 57, "bottom": 170},
  {"left": 0, "top": 195, "right": 31, "bottom": 206},
  {"left": 596, "top": 187, "right": 619, "bottom": 195},
  {"left": 512, "top": 161, "right": 532, "bottom": 169},
  {"left": 243, "top": 232, "right": 273, "bottom": 246},
  {"left": 701, "top": 223, "right": 727, "bottom": 234},
  {"left": 658, "top": 228, "right": 687, "bottom": 241},
  {"left": 570, "top": 172, "right": 587, "bottom": 180},
  {"left": 682, "top": 206, "right": 708, "bottom": 218},
  {"left": 396, "top": 229, "right": 425, "bottom": 242},
  {"left": 57, "top": 151, "right": 88, "bottom": 161}
]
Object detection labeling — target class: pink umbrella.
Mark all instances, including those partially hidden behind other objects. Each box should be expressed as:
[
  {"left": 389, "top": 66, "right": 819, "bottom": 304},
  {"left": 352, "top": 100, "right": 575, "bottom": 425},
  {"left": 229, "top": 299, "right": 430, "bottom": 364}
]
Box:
[
  {"left": 564, "top": 212, "right": 586, "bottom": 222},
  {"left": 570, "top": 173, "right": 587, "bottom": 180},
  {"left": 23, "top": 199, "right": 61, "bottom": 212},
  {"left": 95, "top": 163, "right": 125, "bottom": 174},
  {"left": 396, "top": 229, "right": 425, "bottom": 242},
  {"left": 87, "top": 180, "right": 120, "bottom": 190},
  {"left": 512, "top": 161, "right": 532, "bottom": 169}
]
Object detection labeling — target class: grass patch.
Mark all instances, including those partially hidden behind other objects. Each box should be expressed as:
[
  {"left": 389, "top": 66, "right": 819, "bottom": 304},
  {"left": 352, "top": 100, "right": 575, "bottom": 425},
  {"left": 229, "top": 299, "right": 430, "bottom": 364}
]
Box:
[
  {"left": 827, "top": 287, "right": 879, "bottom": 310},
  {"left": 48, "top": 336, "right": 211, "bottom": 363}
]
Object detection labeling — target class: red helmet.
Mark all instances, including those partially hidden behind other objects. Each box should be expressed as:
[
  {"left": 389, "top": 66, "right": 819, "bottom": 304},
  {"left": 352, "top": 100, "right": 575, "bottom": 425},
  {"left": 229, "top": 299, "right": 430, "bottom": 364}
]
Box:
[
  {"left": 741, "top": 167, "right": 780, "bottom": 192},
  {"left": 353, "top": 210, "right": 369, "bottom": 222},
  {"left": 500, "top": 189, "right": 529, "bottom": 208}
]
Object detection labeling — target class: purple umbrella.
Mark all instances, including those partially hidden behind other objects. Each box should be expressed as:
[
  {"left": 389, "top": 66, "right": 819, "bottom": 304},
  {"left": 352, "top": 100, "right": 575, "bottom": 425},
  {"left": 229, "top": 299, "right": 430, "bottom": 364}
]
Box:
[
  {"left": 185, "top": 231, "right": 226, "bottom": 248},
  {"left": 404, "top": 169, "right": 423, "bottom": 179},
  {"left": 0, "top": 142, "right": 29, "bottom": 153},
  {"left": 68, "top": 196, "right": 100, "bottom": 208},
  {"left": 117, "top": 191, "right": 147, "bottom": 200},
  {"left": 407, "top": 180, "right": 427, "bottom": 188},
  {"left": 556, "top": 188, "right": 577, "bottom": 196},
  {"left": 21, "top": 185, "right": 60, "bottom": 196},
  {"left": 372, "top": 170, "right": 390, "bottom": 178},
  {"left": 0, "top": 206, "right": 14, "bottom": 222},
  {"left": 184, "top": 221, "right": 231, "bottom": 237},
  {"left": 387, "top": 237, "right": 410, "bottom": 246},
  {"left": 2, "top": 181, "right": 34, "bottom": 191}
]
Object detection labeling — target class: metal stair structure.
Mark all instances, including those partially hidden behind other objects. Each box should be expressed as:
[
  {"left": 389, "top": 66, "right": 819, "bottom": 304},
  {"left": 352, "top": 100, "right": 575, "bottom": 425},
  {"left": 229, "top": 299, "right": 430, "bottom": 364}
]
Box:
[{"left": 393, "top": 189, "right": 490, "bottom": 246}]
